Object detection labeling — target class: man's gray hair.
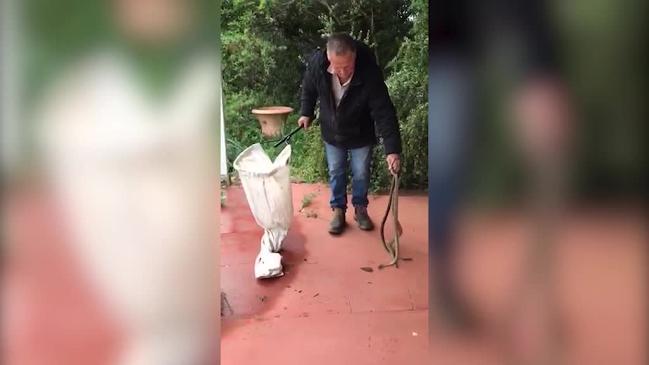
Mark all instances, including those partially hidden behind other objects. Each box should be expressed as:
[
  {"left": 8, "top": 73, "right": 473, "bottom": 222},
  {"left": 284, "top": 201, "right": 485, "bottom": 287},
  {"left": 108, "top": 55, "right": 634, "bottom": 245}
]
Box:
[{"left": 326, "top": 33, "right": 357, "bottom": 55}]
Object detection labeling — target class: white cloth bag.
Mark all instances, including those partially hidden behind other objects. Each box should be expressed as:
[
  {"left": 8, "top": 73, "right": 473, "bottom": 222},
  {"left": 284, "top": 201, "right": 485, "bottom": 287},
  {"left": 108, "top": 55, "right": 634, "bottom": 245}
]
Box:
[{"left": 233, "top": 143, "right": 293, "bottom": 279}]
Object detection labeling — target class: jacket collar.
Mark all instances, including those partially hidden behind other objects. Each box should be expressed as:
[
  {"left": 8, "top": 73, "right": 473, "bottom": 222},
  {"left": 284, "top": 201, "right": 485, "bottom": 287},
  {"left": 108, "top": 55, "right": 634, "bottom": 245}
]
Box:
[{"left": 322, "top": 56, "right": 363, "bottom": 86}]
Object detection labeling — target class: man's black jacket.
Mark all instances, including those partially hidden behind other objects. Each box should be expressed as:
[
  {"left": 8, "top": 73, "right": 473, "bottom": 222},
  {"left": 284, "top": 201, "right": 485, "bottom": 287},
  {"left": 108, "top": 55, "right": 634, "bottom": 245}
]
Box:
[{"left": 299, "top": 41, "right": 402, "bottom": 155}]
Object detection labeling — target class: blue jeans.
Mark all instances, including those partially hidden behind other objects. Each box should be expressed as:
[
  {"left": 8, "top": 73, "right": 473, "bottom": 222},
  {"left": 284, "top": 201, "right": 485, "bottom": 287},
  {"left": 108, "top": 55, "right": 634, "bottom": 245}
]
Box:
[{"left": 324, "top": 142, "right": 372, "bottom": 210}]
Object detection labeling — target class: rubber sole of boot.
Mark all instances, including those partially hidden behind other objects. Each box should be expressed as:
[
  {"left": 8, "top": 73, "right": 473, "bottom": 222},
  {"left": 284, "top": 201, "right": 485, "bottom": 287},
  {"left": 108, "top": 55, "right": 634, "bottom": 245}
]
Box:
[
  {"left": 328, "top": 223, "right": 346, "bottom": 235},
  {"left": 354, "top": 216, "right": 374, "bottom": 231}
]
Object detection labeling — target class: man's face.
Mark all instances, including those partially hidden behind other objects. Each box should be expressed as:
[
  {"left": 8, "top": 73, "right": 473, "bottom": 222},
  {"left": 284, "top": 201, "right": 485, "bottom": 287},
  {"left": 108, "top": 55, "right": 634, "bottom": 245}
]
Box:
[{"left": 327, "top": 51, "right": 356, "bottom": 83}]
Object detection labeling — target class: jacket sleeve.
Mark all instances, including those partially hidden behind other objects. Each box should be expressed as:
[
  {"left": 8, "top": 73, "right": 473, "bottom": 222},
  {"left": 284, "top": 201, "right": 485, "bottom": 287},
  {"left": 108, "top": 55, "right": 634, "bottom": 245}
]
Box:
[
  {"left": 368, "top": 71, "right": 402, "bottom": 155},
  {"left": 299, "top": 52, "right": 319, "bottom": 118}
]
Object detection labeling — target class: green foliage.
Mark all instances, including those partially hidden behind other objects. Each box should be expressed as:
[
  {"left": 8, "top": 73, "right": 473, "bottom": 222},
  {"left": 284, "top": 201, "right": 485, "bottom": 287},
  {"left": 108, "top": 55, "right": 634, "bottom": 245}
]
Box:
[
  {"left": 383, "top": 0, "right": 428, "bottom": 190},
  {"left": 288, "top": 122, "right": 329, "bottom": 183},
  {"left": 222, "top": 0, "right": 423, "bottom": 190},
  {"left": 223, "top": 0, "right": 646, "bottom": 198},
  {"left": 18, "top": 0, "right": 646, "bottom": 199}
]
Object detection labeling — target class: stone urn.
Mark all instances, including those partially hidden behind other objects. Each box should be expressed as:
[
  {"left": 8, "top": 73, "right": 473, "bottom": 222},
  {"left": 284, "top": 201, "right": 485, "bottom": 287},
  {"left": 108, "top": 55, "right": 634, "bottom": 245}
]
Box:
[{"left": 252, "top": 106, "right": 294, "bottom": 138}]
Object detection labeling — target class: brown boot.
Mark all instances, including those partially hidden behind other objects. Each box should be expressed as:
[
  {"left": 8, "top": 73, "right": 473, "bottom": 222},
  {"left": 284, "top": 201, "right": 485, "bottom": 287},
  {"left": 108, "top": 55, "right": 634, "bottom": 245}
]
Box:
[
  {"left": 328, "top": 207, "right": 346, "bottom": 235},
  {"left": 354, "top": 206, "right": 374, "bottom": 231}
]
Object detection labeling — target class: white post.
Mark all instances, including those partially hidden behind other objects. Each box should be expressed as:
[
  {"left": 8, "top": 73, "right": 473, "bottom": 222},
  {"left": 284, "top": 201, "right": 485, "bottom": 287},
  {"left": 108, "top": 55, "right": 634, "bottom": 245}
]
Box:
[{"left": 220, "top": 88, "right": 228, "bottom": 179}]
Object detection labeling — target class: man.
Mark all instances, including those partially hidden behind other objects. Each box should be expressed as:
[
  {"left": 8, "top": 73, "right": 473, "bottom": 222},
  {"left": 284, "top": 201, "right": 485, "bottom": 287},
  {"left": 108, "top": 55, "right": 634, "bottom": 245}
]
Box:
[{"left": 298, "top": 33, "right": 402, "bottom": 235}]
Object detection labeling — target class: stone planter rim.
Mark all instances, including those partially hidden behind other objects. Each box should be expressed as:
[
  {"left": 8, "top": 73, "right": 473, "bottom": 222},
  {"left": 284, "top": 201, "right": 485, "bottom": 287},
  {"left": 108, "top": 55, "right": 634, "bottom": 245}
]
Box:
[{"left": 251, "top": 106, "right": 294, "bottom": 115}]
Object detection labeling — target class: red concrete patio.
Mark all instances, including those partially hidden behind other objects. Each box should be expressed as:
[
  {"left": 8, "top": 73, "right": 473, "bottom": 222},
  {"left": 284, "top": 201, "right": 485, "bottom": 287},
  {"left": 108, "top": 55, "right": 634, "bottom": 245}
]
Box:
[
  {"left": 221, "top": 183, "right": 646, "bottom": 365},
  {"left": 220, "top": 183, "right": 430, "bottom": 365},
  {"left": 2, "top": 183, "right": 645, "bottom": 364}
]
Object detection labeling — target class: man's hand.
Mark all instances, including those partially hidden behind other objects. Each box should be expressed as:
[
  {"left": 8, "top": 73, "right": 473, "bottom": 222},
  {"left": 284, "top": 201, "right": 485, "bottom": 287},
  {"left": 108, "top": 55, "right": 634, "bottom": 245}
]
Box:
[
  {"left": 298, "top": 116, "right": 311, "bottom": 129},
  {"left": 386, "top": 154, "right": 400, "bottom": 176}
]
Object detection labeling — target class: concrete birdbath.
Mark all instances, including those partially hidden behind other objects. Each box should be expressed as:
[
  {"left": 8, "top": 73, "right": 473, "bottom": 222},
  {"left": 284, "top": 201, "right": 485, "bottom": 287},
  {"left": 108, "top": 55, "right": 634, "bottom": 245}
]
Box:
[{"left": 252, "top": 106, "right": 294, "bottom": 138}]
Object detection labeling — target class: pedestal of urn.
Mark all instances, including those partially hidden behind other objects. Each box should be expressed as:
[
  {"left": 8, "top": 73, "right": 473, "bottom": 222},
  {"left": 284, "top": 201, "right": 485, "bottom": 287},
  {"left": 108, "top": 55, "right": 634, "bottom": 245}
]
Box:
[{"left": 251, "top": 106, "right": 294, "bottom": 138}]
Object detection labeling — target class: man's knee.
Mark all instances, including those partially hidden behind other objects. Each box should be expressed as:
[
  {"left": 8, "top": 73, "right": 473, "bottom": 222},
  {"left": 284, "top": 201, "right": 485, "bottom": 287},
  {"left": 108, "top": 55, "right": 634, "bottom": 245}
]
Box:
[
  {"left": 351, "top": 168, "right": 369, "bottom": 182},
  {"left": 328, "top": 161, "right": 347, "bottom": 177},
  {"left": 350, "top": 159, "right": 370, "bottom": 180},
  {"left": 325, "top": 146, "right": 348, "bottom": 175},
  {"left": 350, "top": 149, "right": 371, "bottom": 180}
]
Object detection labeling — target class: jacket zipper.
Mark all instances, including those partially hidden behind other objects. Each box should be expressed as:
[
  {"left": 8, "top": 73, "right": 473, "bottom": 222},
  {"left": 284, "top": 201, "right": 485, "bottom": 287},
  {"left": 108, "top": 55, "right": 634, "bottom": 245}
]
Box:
[
  {"left": 325, "top": 74, "right": 337, "bottom": 127},
  {"left": 337, "top": 83, "right": 354, "bottom": 110}
]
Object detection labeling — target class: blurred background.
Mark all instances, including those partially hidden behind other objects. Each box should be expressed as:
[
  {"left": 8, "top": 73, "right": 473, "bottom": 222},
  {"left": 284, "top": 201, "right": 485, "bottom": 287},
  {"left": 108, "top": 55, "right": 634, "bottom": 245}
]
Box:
[
  {"left": 460, "top": 0, "right": 647, "bottom": 204},
  {"left": 2, "top": 0, "right": 222, "bottom": 364},
  {"left": 427, "top": 0, "right": 647, "bottom": 364}
]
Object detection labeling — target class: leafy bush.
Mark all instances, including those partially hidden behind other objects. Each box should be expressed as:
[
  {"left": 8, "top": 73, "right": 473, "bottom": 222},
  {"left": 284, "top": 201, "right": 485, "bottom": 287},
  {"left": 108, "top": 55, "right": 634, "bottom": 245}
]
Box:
[{"left": 222, "top": 0, "right": 424, "bottom": 191}]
